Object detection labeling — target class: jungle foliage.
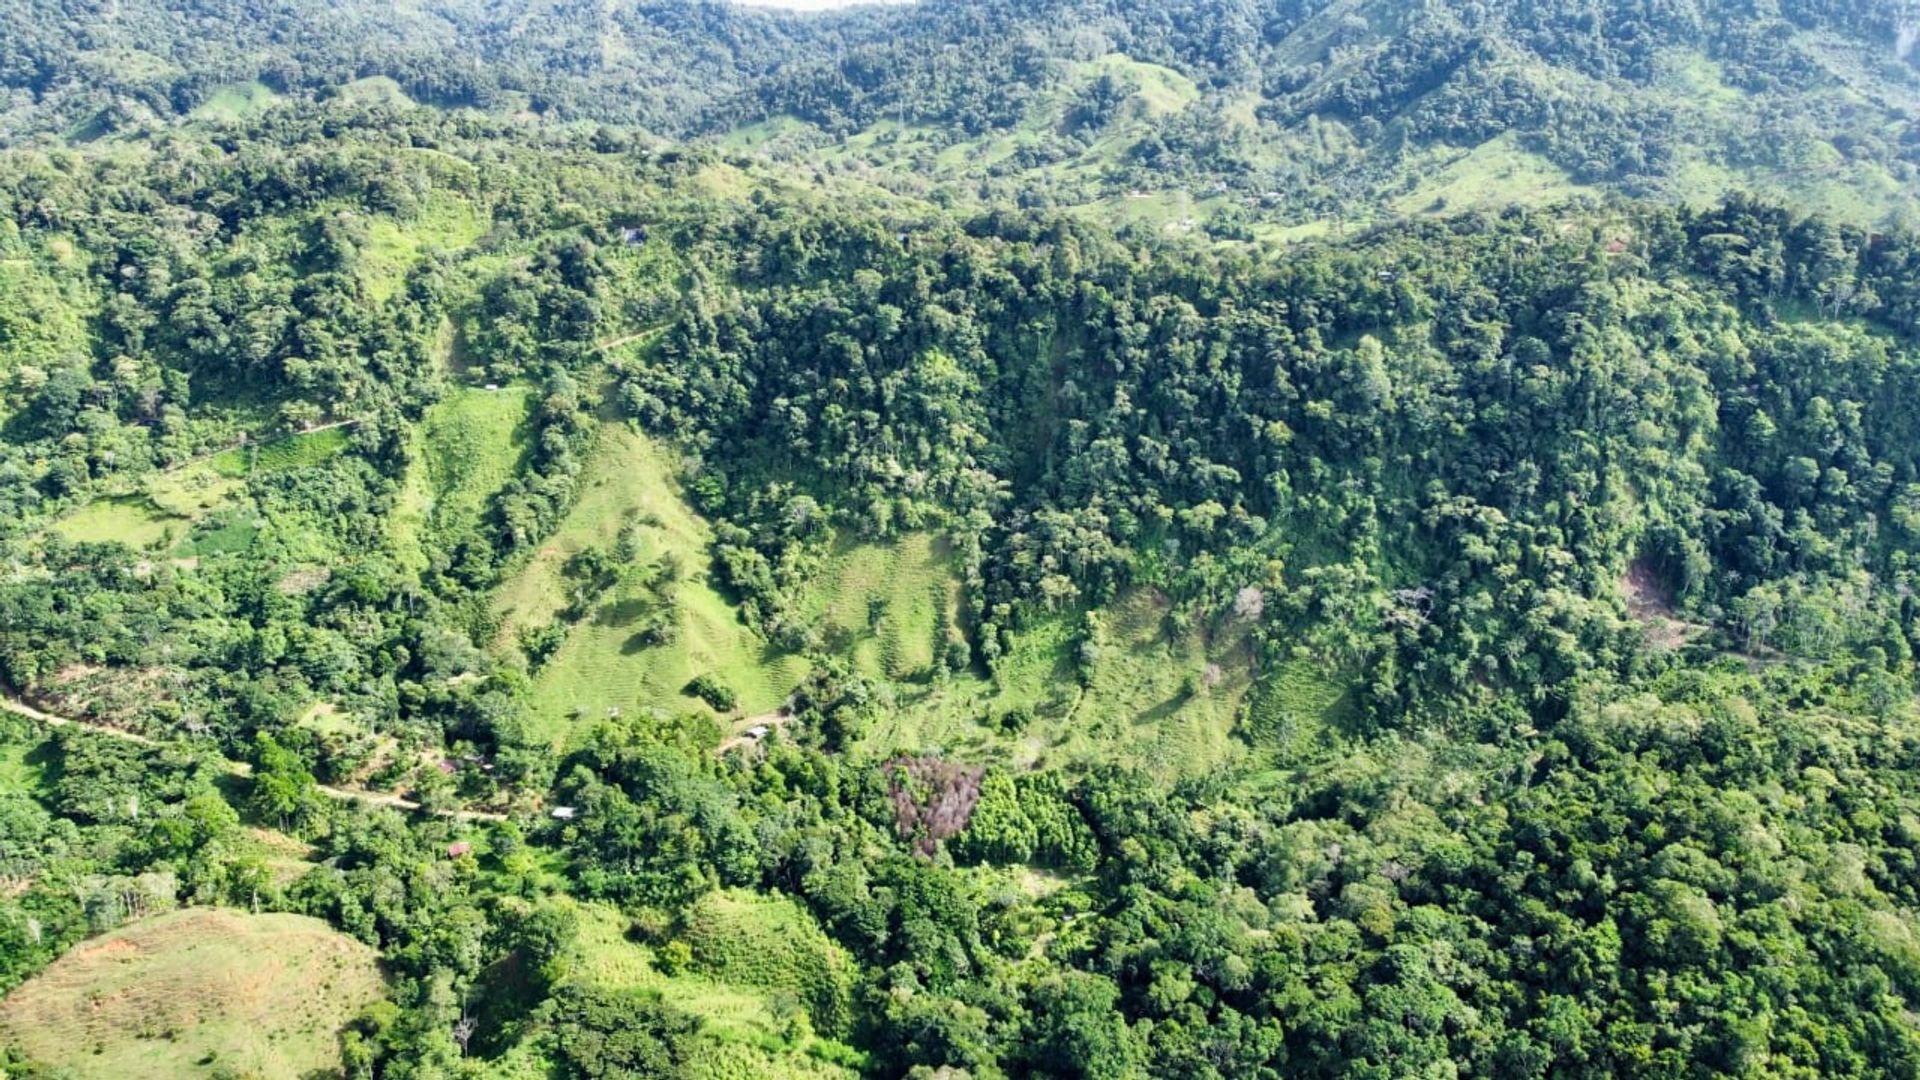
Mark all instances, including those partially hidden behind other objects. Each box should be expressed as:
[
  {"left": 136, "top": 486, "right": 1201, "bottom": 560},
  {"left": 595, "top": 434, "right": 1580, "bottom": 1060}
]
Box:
[{"left": 3, "top": 8, "right": 1920, "bottom": 1079}]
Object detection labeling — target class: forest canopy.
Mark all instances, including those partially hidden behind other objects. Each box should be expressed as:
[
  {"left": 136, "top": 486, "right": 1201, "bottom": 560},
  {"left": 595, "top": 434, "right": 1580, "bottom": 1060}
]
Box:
[{"left": 3, "top": 4, "right": 1920, "bottom": 1080}]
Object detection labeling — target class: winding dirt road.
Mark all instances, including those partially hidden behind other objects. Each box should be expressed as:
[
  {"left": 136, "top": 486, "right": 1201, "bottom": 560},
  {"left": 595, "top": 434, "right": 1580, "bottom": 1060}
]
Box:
[{"left": 1, "top": 696, "right": 505, "bottom": 822}]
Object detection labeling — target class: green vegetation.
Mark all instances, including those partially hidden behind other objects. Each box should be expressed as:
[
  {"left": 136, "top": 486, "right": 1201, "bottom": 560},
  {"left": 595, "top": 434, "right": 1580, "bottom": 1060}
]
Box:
[
  {"left": 1392, "top": 135, "right": 1594, "bottom": 216},
  {"left": 498, "top": 425, "right": 807, "bottom": 741},
  {"left": 0, "top": 908, "right": 385, "bottom": 1079},
  {"left": 49, "top": 495, "right": 182, "bottom": 550},
  {"left": 10, "top": 0, "right": 1920, "bottom": 231},
  {"left": 418, "top": 384, "right": 534, "bottom": 544},
  {"left": 850, "top": 587, "right": 1264, "bottom": 779},
  {"left": 566, "top": 900, "right": 852, "bottom": 1068},
  {"left": 801, "top": 533, "right": 959, "bottom": 684},
  {"left": 680, "top": 890, "right": 857, "bottom": 1037},
  {"left": 188, "top": 80, "right": 282, "bottom": 122},
  {"left": 7, "top": 4, "right": 1920, "bottom": 1079},
  {"left": 0, "top": 236, "right": 94, "bottom": 391},
  {"left": 360, "top": 195, "right": 488, "bottom": 302}
]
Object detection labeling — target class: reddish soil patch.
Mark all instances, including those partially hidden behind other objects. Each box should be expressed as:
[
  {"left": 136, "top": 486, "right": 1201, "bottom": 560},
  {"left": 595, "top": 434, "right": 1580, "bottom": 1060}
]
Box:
[
  {"left": 1623, "top": 559, "right": 1704, "bottom": 650},
  {"left": 1623, "top": 559, "right": 1675, "bottom": 619}
]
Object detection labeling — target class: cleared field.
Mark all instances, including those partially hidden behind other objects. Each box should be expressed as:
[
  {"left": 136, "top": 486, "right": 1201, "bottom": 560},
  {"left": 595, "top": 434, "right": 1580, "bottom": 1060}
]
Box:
[
  {"left": 861, "top": 586, "right": 1261, "bottom": 780},
  {"left": 521, "top": 898, "right": 860, "bottom": 1079},
  {"left": 49, "top": 422, "right": 357, "bottom": 553},
  {"left": 503, "top": 426, "right": 807, "bottom": 741},
  {"left": 681, "top": 891, "right": 857, "bottom": 1036},
  {"left": 499, "top": 434, "right": 1257, "bottom": 777},
  {"left": 144, "top": 459, "right": 248, "bottom": 521},
  {"left": 50, "top": 495, "right": 184, "bottom": 551},
  {"left": 360, "top": 195, "right": 489, "bottom": 302},
  {"left": 1243, "top": 655, "right": 1359, "bottom": 763},
  {"left": 0, "top": 908, "right": 386, "bottom": 1080},
  {"left": 409, "top": 383, "right": 533, "bottom": 546},
  {"left": 1393, "top": 133, "right": 1592, "bottom": 216},
  {"left": 1075, "top": 52, "right": 1200, "bottom": 119},
  {"left": 188, "top": 80, "right": 281, "bottom": 121},
  {"left": 0, "top": 720, "right": 48, "bottom": 795},
  {"left": 337, "top": 76, "right": 414, "bottom": 108},
  {"left": 801, "top": 532, "right": 961, "bottom": 684},
  {"left": 51, "top": 495, "right": 191, "bottom": 549},
  {"left": 246, "top": 425, "right": 354, "bottom": 472}
]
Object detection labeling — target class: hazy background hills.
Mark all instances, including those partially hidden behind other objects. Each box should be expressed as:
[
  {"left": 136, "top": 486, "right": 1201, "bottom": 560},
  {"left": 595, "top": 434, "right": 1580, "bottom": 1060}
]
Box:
[{"left": 9, "top": 0, "right": 1920, "bottom": 229}]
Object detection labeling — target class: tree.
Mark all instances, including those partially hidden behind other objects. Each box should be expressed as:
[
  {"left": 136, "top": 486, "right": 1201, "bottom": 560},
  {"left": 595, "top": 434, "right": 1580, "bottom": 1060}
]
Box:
[
  {"left": 1022, "top": 972, "right": 1142, "bottom": 1079},
  {"left": 542, "top": 985, "right": 700, "bottom": 1079},
  {"left": 247, "top": 733, "right": 320, "bottom": 834}
]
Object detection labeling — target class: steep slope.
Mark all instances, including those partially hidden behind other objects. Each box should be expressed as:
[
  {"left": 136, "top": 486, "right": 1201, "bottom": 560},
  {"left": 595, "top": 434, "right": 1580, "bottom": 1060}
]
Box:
[{"left": 0, "top": 909, "right": 385, "bottom": 1079}]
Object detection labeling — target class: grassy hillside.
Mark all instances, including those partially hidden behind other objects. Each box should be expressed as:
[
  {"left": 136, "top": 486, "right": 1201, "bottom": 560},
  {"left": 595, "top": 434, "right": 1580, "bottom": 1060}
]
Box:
[
  {"left": 358, "top": 193, "right": 489, "bottom": 302},
  {"left": 499, "top": 425, "right": 809, "bottom": 742},
  {"left": 45, "top": 426, "right": 355, "bottom": 555},
  {"left": 0, "top": 908, "right": 386, "bottom": 1080},
  {"left": 484, "top": 424, "right": 1323, "bottom": 778},
  {"left": 486, "top": 899, "right": 859, "bottom": 1080},
  {"left": 680, "top": 890, "right": 858, "bottom": 1037},
  {"left": 855, "top": 586, "right": 1277, "bottom": 780},
  {"left": 187, "top": 81, "right": 282, "bottom": 123},
  {"left": 408, "top": 383, "right": 534, "bottom": 547},
  {"left": 49, "top": 495, "right": 186, "bottom": 551},
  {"left": 799, "top": 533, "right": 961, "bottom": 685}
]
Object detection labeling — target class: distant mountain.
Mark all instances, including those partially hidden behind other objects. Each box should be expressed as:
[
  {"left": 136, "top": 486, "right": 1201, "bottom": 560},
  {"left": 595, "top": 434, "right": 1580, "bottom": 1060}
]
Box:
[
  {"left": 710, "top": 0, "right": 1920, "bottom": 226},
  {"left": 9, "top": 0, "right": 1920, "bottom": 224}
]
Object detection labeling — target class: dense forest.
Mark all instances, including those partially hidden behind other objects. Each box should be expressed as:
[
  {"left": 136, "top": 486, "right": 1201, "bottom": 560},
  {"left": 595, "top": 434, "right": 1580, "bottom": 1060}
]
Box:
[{"left": 4, "top": 3, "right": 1920, "bottom": 1080}]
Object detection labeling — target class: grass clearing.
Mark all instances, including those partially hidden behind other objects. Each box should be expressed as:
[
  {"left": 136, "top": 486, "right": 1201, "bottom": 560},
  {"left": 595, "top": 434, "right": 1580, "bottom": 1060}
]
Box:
[
  {"left": 387, "top": 382, "right": 531, "bottom": 571},
  {"left": 361, "top": 195, "right": 489, "bottom": 301},
  {"left": 1394, "top": 134, "right": 1593, "bottom": 216},
  {"left": 417, "top": 383, "right": 533, "bottom": 542},
  {"left": 0, "top": 723, "right": 49, "bottom": 797},
  {"left": 532, "top": 899, "right": 859, "bottom": 1080},
  {"left": 1076, "top": 52, "right": 1200, "bottom": 119},
  {"left": 718, "top": 116, "right": 817, "bottom": 153},
  {"left": 682, "top": 891, "right": 857, "bottom": 1037},
  {"left": 802, "top": 533, "right": 960, "bottom": 684},
  {"left": 1244, "top": 656, "right": 1359, "bottom": 762},
  {"left": 72, "top": 47, "right": 178, "bottom": 81},
  {"left": 1656, "top": 51, "right": 1749, "bottom": 117},
  {"left": 50, "top": 495, "right": 184, "bottom": 551},
  {"left": 172, "top": 510, "right": 261, "bottom": 558},
  {"left": 860, "top": 587, "right": 1258, "bottom": 780},
  {"left": 189, "top": 80, "right": 281, "bottom": 122},
  {"left": 504, "top": 426, "right": 807, "bottom": 742},
  {"left": 247, "top": 425, "right": 354, "bottom": 472},
  {"left": 336, "top": 76, "right": 414, "bottom": 108},
  {"left": 0, "top": 908, "right": 385, "bottom": 1080}
]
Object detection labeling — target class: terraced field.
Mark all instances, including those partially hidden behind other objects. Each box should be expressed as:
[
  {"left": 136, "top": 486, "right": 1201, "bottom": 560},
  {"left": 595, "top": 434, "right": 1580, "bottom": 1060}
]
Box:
[
  {"left": 398, "top": 382, "right": 533, "bottom": 556},
  {"left": 801, "top": 532, "right": 961, "bottom": 684}
]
